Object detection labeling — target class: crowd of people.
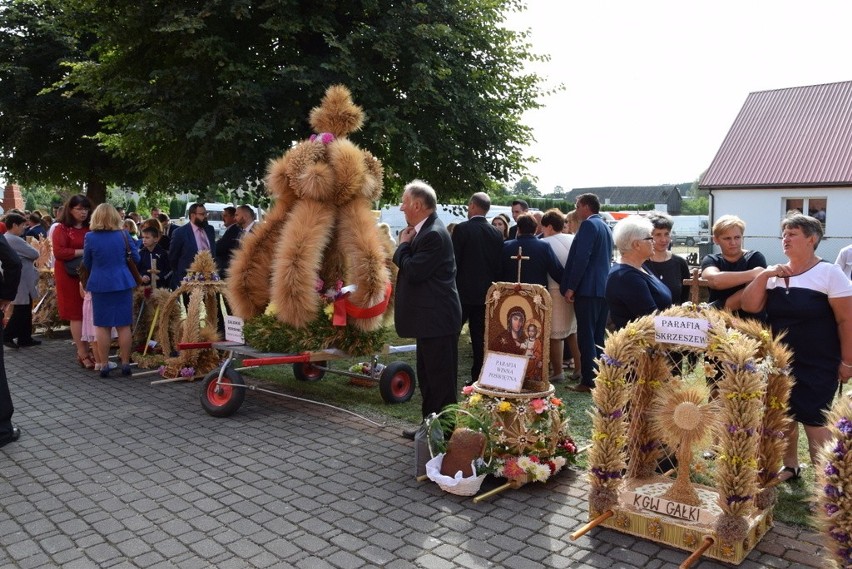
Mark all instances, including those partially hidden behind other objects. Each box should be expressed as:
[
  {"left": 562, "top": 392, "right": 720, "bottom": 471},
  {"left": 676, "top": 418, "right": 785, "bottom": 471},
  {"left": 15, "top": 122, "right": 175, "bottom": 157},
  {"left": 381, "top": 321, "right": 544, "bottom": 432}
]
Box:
[
  {"left": 396, "top": 185, "right": 852, "bottom": 497},
  {"left": 0, "top": 197, "right": 258, "bottom": 373},
  {"left": 3, "top": 187, "right": 851, "bottom": 489}
]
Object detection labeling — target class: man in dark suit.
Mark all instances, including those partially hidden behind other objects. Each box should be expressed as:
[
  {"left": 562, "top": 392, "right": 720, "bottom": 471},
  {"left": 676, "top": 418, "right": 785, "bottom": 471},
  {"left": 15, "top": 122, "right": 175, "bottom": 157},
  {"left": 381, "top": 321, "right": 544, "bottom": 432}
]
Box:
[
  {"left": 393, "top": 180, "right": 462, "bottom": 436},
  {"left": 560, "top": 193, "right": 613, "bottom": 392},
  {"left": 501, "top": 214, "right": 564, "bottom": 286},
  {"left": 214, "top": 206, "right": 240, "bottom": 275},
  {"left": 452, "top": 192, "right": 503, "bottom": 385},
  {"left": 0, "top": 232, "right": 23, "bottom": 447},
  {"left": 507, "top": 199, "right": 529, "bottom": 240},
  {"left": 168, "top": 203, "right": 216, "bottom": 289}
]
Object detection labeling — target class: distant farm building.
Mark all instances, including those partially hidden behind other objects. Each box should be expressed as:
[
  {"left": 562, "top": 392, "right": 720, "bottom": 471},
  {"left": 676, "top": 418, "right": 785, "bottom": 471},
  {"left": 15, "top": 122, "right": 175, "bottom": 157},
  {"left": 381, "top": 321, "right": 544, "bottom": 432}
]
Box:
[{"left": 565, "top": 184, "right": 689, "bottom": 215}]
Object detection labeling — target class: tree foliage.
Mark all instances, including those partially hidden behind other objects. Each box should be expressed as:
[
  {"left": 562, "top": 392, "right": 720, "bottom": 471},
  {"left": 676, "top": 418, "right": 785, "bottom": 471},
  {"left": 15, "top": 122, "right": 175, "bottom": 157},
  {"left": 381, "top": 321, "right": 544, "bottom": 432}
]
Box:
[
  {"left": 0, "top": 0, "right": 139, "bottom": 203},
  {"left": 512, "top": 175, "right": 539, "bottom": 197},
  {"left": 1, "top": 0, "right": 551, "bottom": 203}
]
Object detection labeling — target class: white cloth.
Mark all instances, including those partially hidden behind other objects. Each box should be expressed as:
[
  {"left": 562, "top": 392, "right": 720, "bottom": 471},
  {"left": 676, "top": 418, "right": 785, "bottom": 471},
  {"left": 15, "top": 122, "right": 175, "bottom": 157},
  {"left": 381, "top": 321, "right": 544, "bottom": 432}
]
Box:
[
  {"left": 836, "top": 244, "right": 852, "bottom": 280},
  {"left": 541, "top": 233, "right": 576, "bottom": 339}
]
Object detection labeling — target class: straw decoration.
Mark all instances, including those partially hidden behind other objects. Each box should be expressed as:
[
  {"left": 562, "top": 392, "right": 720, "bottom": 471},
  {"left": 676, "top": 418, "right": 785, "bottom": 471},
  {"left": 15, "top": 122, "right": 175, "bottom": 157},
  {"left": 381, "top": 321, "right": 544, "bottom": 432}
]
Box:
[{"left": 817, "top": 397, "right": 852, "bottom": 569}]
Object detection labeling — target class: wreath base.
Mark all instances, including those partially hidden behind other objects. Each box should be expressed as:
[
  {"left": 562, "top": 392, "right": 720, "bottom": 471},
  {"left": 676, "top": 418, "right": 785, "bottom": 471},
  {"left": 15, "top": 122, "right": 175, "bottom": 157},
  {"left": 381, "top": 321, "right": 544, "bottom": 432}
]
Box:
[{"left": 594, "top": 475, "right": 773, "bottom": 564}]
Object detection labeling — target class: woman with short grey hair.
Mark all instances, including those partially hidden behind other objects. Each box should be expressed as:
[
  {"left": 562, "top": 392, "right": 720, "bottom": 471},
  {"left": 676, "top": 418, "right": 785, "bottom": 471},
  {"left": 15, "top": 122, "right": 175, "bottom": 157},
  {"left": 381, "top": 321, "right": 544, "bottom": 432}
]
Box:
[{"left": 606, "top": 216, "right": 672, "bottom": 329}]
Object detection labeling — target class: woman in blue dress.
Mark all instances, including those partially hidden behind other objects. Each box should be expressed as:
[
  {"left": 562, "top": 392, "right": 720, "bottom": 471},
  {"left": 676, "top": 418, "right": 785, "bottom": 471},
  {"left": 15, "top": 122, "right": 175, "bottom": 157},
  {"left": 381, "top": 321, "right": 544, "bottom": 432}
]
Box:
[
  {"left": 83, "top": 204, "right": 141, "bottom": 378},
  {"left": 606, "top": 216, "right": 672, "bottom": 330},
  {"left": 742, "top": 214, "right": 852, "bottom": 483}
]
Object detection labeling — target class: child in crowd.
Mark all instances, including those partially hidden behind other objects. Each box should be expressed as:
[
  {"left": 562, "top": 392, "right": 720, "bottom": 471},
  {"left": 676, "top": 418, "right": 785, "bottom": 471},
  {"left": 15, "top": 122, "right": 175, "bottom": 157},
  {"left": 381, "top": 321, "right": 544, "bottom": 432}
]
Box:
[
  {"left": 80, "top": 282, "right": 116, "bottom": 373},
  {"left": 137, "top": 226, "right": 171, "bottom": 287}
]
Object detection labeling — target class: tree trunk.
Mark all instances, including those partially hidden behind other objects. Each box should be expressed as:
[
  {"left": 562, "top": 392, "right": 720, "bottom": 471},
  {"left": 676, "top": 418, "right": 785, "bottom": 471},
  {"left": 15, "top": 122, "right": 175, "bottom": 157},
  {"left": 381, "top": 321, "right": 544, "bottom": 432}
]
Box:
[{"left": 86, "top": 177, "right": 106, "bottom": 206}]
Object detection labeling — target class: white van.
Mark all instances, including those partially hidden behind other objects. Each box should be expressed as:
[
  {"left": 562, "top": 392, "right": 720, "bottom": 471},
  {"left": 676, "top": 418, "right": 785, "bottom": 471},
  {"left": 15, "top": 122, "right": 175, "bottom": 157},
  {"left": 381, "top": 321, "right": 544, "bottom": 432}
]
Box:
[
  {"left": 377, "top": 203, "right": 469, "bottom": 239},
  {"left": 670, "top": 215, "right": 710, "bottom": 246},
  {"left": 184, "top": 202, "right": 262, "bottom": 238}
]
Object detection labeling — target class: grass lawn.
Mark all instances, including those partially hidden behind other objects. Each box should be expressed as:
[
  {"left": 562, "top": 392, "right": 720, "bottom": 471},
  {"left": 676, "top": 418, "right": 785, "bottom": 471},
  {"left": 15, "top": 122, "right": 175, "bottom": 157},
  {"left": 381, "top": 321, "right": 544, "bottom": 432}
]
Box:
[{"left": 240, "top": 323, "right": 824, "bottom": 530}]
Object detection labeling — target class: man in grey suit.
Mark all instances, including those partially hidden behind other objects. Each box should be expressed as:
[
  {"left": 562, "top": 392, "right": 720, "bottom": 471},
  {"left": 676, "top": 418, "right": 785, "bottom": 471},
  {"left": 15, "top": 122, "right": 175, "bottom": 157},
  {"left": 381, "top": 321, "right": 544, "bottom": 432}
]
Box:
[
  {"left": 3, "top": 214, "right": 41, "bottom": 348},
  {"left": 393, "top": 180, "right": 462, "bottom": 437}
]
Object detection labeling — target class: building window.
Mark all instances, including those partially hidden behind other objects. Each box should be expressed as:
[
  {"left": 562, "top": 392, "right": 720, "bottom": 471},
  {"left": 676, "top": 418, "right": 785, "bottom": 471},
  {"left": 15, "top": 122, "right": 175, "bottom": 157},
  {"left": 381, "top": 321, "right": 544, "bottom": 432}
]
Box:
[{"left": 784, "top": 197, "right": 826, "bottom": 223}]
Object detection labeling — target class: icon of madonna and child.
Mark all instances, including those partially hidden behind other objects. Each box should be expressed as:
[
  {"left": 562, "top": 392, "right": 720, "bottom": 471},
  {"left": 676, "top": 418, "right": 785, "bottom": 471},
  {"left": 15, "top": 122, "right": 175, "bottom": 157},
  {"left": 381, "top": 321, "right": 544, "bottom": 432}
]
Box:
[{"left": 486, "top": 292, "right": 548, "bottom": 386}]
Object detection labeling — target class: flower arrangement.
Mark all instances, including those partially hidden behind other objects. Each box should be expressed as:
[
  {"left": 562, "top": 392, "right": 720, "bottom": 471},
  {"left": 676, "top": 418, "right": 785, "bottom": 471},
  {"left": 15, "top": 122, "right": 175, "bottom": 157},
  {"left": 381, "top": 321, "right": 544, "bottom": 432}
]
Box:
[
  {"left": 817, "top": 396, "right": 852, "bottom": 569},
  {"left": 445, "top": 386, "right": 577, "bottom": 486}
]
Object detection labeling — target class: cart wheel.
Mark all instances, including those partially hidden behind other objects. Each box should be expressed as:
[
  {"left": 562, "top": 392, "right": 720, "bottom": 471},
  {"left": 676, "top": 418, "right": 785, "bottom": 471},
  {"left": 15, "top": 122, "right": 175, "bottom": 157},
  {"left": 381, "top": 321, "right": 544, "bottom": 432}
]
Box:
[
  {"left": 200, "top": 368, "right": 246, "bottom": 417},
  {"left": 379, "top": 362, "right": 416, "bottom": 404},
  {"left": 293, "top": 361, "right": 326, "bottom": 381}
]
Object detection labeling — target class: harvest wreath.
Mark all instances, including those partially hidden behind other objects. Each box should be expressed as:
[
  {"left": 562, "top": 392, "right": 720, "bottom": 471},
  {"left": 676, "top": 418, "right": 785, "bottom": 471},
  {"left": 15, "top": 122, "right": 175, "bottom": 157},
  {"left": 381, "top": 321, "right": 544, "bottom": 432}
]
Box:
[{"left": 585, "top": 304, "right": 793, "bottom": 564}]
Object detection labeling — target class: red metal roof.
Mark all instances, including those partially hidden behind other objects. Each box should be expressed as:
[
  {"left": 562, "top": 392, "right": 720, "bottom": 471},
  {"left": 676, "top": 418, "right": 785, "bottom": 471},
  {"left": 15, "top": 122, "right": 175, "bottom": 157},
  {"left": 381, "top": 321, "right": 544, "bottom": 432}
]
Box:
[{"left": 700, "top": 80, "right": 852, "bottom": 189}]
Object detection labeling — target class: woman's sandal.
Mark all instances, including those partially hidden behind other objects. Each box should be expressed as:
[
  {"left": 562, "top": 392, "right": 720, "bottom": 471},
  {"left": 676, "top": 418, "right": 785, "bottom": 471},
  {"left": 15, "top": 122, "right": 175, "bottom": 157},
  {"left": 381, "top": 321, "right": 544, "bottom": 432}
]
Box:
[
  {"left": 778, "top": 466, "right": 801, "bottom": 483},
  {"left": 76, "top": 354, "right": 95, "bottom": 370}
]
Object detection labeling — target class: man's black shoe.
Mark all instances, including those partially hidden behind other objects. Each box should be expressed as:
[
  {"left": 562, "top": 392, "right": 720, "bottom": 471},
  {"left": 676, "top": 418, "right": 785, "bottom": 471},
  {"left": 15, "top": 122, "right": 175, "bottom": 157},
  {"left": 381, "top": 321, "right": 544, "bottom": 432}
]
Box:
[
  {"left": 3, "top": 340, "right": 17, "bottom": 350},
  {"left": 17, "top": 339, "right": 41, "bottom": 347},
  {"left": 402, "top": 428, "right": 418, "bottom": 440},
  {"left": 0, "top": 425, "right": 21, "bottom": 448}
]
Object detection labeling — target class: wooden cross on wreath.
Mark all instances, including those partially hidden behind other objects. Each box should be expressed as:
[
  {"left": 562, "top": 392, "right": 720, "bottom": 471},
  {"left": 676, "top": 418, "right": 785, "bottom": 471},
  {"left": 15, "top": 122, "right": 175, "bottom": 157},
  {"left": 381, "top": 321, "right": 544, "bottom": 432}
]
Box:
[
  {"left": 682, "top": 267, "right": 709, "bottom": 305},
  {"left": 148, "top": 258, "right": 160, "bottom": 289},
  {"left": 511, "top": 247, "right": 529, "bottom": 283}
]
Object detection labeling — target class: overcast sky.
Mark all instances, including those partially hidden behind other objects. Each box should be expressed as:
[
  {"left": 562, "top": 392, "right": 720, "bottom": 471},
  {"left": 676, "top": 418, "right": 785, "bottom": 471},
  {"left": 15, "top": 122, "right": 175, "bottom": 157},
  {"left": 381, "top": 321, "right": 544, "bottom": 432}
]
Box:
[{"left": 507, "top": 0, "right": 852, "bottom": 194}]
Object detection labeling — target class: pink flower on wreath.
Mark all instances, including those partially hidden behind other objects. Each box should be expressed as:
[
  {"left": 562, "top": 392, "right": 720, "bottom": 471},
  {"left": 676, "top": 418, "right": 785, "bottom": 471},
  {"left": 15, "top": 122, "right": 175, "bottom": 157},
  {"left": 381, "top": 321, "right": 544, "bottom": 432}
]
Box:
[
  {"left": 530, "top": 398, "right": 547, "bottom": 414},
  {"left": 315, "top": 278, "right": 325, "bottom": 293},
  {"left": 462, "top": 385, "right": 474, "bottom": 396},
  {"left": 502, "top": 458, "right": 525, "bottom": 481},
  {"left": 310, "top": 132, "right": 335, "bottom": 145}
]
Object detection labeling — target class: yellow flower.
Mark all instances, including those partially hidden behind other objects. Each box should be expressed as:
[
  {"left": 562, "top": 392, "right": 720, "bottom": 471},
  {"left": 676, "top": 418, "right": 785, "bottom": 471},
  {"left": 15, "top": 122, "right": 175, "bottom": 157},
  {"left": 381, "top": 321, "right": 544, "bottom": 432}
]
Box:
[
  {"left": 323, "top": 304, "right": 334, "bottom": 319},
  {"left": 264, "top": 303, "right": 278, "bottom": 316},
  {"left": 497, "top": 401, "right": 513, "bottom": 413},
  {"left": 469, "top": 394, "right": 482, "bottom": 406}
]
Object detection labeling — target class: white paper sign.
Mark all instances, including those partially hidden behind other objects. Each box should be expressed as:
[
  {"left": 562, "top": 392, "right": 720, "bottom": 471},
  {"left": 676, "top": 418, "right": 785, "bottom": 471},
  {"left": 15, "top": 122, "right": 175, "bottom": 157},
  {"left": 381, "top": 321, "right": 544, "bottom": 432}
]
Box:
[
  {"left": 478, "top": 352, "right": 528, "bottom": 392},
  {"left": 225, "top": 315, "right": 245, "bottom": 344},
  {"left": 653, "top": 316, "right": 709, "bottom": 348}
]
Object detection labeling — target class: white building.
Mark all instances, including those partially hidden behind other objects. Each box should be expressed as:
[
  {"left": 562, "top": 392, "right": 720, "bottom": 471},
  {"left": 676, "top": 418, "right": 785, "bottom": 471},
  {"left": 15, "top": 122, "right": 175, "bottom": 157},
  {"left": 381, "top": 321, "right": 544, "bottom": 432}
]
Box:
[{"left": 700, "top": 80, "right": 852, "bottom": 265}]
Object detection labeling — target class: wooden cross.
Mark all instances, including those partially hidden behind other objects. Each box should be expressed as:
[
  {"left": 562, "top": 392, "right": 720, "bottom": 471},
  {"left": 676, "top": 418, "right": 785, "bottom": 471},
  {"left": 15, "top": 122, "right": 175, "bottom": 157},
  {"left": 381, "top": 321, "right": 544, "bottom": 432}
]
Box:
[
  {"left": 683, "top": 268, "right": 709, "bottom": 305},
  {"left": 149, "top": 258, "right": 160, "bottom": 288},
  {"left": 511, "top": 247, "right": 530, "bottom": 283}
]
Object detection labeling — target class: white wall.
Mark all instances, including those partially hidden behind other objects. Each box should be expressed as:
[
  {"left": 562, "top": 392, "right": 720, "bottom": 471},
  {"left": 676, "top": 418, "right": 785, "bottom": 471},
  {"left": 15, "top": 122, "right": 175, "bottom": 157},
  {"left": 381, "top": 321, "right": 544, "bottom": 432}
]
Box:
[{"left": 710, "top": 187, "right": 852, "bottom": 265}]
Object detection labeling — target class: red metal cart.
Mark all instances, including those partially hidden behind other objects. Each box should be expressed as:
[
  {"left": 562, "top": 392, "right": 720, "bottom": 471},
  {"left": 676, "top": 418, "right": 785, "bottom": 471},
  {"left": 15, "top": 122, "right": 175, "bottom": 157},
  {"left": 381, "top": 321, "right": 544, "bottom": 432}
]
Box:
[{"left": 184, "top": 341, "right": 417, "bottom": 417}]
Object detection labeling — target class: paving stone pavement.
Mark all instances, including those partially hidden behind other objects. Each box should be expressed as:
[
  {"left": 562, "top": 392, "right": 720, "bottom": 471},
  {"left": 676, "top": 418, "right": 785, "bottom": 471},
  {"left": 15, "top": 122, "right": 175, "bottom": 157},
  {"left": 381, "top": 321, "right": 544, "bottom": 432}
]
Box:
[{"left": 0, "top": 335, "right": 830, "bottom": 568}]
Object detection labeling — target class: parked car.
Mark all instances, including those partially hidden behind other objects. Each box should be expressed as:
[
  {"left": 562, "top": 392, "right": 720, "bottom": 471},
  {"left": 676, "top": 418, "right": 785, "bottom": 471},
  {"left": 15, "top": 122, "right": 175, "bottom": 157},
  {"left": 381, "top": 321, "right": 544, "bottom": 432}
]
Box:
[{"left": 670, "top": 215, "right": 710, "bottom": 246}]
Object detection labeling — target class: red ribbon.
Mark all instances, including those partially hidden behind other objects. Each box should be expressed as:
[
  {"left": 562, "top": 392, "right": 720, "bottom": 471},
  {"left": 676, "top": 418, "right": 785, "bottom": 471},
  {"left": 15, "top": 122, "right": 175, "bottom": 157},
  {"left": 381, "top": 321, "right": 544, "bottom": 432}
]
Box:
[
  {"left": 332, "top": 282, "right": 393, "bottom": 327},
  {"left": 332, "top": 296, "right": 348, "bottom": 327}
]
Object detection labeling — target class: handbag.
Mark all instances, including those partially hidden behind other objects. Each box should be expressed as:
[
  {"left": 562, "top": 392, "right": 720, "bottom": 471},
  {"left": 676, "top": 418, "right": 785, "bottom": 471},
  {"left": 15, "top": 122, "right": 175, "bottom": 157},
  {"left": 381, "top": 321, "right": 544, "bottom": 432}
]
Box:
[
  {"left": 64, "top": 255, "right": 84, "bottom": 278},
  {"left": 123, "top": 232, "right": 145, "bottom": 286}
]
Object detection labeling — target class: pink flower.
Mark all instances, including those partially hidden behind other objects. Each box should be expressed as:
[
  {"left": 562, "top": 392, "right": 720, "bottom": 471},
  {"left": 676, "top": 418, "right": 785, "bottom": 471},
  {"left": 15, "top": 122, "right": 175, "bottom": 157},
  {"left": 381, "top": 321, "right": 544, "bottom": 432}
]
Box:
[
  {"left": 315, "top": 278, "right": 325, "bottom": 293},
  {"left": 530, "top": 398, "right": 547, "bottom": 414},
  {"left": 462, "top": 385, "right": 474, "bottom": 395}
]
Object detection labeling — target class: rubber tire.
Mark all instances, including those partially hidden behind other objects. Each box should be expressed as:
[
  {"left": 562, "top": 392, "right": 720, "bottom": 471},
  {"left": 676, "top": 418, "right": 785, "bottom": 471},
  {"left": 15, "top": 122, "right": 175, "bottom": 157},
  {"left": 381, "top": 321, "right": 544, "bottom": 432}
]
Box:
[
  {"left": 686, "top": 237, "right": 695, "bottom": 247},
  {"left": 200, "top": 367, "right": 246, "bottom": 417},
  {"left": 293, "top": 361, "right": 326, "bottom": 381},
  {"left": 379, "top": 362, "right": 416, "bottom": 404}
]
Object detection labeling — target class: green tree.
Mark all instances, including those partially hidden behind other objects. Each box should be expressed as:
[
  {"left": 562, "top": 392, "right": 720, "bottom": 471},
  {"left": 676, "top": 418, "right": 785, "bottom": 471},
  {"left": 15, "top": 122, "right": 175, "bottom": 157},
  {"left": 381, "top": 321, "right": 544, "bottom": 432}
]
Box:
[
  {"left": 0, "top": 0, "right": 551, "bottom": 202},
  {"left": 0, "top": 0, "right": 138, "bottom": 204},
  {"left": 512, "top": 176, "right": 540, "bottom": 198}
]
